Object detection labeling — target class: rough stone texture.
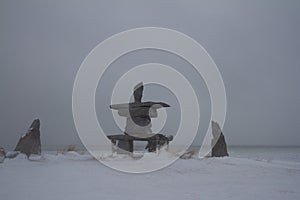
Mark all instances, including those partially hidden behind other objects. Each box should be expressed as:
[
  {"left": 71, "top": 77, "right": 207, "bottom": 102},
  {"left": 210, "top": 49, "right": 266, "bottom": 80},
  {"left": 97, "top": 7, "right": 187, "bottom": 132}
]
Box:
[
  {"left": 0, "top": 147, "right": 6, "bottom": 163},
  {"left": 211, "top": 121, "right": 229, "bottom": 157},
  {"left": 14, "top": 119, "right": 41, "bottom": 158}
]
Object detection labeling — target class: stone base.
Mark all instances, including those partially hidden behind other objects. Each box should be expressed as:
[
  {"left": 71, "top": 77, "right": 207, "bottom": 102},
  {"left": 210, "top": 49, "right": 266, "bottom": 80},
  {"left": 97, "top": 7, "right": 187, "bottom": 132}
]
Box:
[{"left": 107, "top": 134, "right": 173, "bottom": 153}]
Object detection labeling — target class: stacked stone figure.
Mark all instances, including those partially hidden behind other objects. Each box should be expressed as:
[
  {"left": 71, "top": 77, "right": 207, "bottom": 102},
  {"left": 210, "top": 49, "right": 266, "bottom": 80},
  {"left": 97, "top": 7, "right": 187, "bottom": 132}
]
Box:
[{"left": 109, "top": 82, "right": 172, "bottom": 152}]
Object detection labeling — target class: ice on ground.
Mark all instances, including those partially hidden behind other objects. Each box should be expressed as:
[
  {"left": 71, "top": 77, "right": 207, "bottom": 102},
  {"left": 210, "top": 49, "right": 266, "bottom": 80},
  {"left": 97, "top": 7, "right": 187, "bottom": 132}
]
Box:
[{"left": 0, "top": 150, "right": 299, "bottom": 200}]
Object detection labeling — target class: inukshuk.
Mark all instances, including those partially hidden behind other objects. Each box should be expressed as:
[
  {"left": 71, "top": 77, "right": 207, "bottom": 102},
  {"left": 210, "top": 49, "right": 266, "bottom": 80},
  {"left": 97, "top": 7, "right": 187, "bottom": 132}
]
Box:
[{"left": 109, "top": 82, "right": 172, "bottom": 152}]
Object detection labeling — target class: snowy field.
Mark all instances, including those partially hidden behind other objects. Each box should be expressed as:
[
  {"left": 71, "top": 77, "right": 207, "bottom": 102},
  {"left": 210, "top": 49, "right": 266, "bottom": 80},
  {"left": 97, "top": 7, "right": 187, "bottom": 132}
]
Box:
[{"left": 0, "top": 147, "right": 299, "bottom": 200}]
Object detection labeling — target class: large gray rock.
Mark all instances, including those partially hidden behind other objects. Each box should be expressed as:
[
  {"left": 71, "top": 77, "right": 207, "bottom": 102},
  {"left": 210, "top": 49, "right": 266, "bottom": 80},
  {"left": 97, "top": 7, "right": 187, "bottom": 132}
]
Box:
[
  {"left": 14, "top": 119, "right": 41, "bottom": 158},
  {"left": 211, "top": 121, "right": 229, "bottom": 157}
]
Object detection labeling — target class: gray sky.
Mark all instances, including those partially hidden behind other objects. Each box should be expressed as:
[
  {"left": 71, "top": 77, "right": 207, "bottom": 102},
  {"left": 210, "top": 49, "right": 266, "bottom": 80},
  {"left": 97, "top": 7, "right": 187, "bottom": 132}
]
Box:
[{"left": 1, "top": 0, "right": 300, "bottom": 150}]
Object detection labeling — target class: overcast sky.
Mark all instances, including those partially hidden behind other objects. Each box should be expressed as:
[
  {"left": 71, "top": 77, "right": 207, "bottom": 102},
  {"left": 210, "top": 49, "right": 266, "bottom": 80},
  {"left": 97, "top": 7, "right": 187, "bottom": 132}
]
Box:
[{"left": 1, "top": 0, "right": 300, "bottom": 150}]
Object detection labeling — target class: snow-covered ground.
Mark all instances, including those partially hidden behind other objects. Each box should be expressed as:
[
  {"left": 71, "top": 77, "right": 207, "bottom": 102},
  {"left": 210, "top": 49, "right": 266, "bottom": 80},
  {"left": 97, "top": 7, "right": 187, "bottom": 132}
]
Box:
[{"left": 0, "top": 148, "right": 299, "bottom": 200}]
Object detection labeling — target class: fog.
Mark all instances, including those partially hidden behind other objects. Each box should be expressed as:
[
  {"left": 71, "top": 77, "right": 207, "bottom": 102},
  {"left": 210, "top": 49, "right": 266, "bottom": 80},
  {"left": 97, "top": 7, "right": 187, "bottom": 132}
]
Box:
[{"left": 1, "top": 0, "right": 300, "bottom": 150}]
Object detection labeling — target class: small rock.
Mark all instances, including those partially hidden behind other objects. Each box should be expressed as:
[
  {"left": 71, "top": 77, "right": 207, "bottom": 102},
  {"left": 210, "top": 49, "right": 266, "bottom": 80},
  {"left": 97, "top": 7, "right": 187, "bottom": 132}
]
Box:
[
  {"left": 0, "top": 147, "right": 6, "bottom": 163},
  {"left": 180, "top": 151, "right": 196, "bottom": 160},
  {"left": 5, "top": 151, "right": 20, "bottom": 159}
]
